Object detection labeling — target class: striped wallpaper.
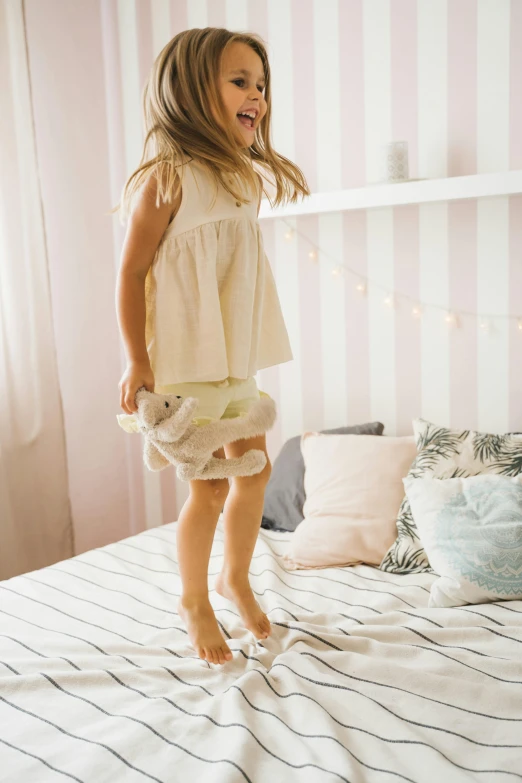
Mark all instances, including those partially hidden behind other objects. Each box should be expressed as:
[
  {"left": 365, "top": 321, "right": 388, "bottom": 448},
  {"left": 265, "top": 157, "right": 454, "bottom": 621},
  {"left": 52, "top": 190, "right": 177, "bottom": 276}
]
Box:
[
  {"left": 25, "top": 0, "right": 520, "bottom": 545},
  {"left": 103, "top": 0, "right": 522, "bottom": 524}
]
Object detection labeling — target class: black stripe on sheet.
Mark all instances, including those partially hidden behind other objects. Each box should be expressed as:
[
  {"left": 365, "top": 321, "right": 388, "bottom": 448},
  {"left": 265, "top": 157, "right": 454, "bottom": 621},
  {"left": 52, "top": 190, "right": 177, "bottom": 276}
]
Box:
[
  {"left": 0, "top": 659, "right": 20, "bottom": 675},
  {"left": 328, "top": 564, "right": 433, "bottom": 593},
  {"left": 0, "top": 585, "right": 182, "bottom": 656},
  {"left": 53, "top": 560, "right": 304, "bottom": 639},
  {"left": 299, "top": 651, "right": 522, "bottom": 734},
  {"left": 0, "top": 737, "right": 85, "bottom": 783},
  {"left": 162, "top": 667, "right": 214, "bottom": 697},
  {"left": 242, "top": 566, "right": 420, "bottom": 609},
  {"left": 50, "top": 566, "right": 180, "bottom": 617},
  {"left": 337, "top": 612, "right": 364, "bottom": 626},
  {"left": 271, "top": 621, "right": 343, "bottom": 651},
  {"left": 55, "top": 558, "right": 181, "bottom": 597},
  {"left": 454, "top": 606, "right": 506, "bottom": 626},
  {"left": 86, "top": 549, "right": 179, "bottom": 575},
  {"left": 482, "top": 627, "right": 522, "bottom": 646},
  {"left": 492, "top": 602, "right": 522, "bottom": 614},
  {"left": 397, "top": 626, "right": 510, "bottom": 660},
  {"left": 43, "top": 671, "right": 350, "bottom": 783},
  {"left": 118, "top": 539, "right": 281, "bottom": 566},
  {"left": 229, "top": 670, "right": 521, "bottom": 778},
  {"left": 0, "top": 587, "right": 200, "bottom": 667},
  {"left": 270, "top": 660, "right": 522, "bottom": 769},
  {"left": 20, "top": 575, "right": 188, "bottom": 635},
  {"left": 0, "top": 695, "right": 166, "bottom": 783},
  {"left": 0, "top": 633, "right": 81, "bottom": 671},
  {"left": 0, "top": 607, "right": 144, "bottom": 668},
  {"left": 215, "top": 618, "right": 232, "bottom": 640},
  {"left": 332, "top": 626, "right": 522, "bottom": 683}
]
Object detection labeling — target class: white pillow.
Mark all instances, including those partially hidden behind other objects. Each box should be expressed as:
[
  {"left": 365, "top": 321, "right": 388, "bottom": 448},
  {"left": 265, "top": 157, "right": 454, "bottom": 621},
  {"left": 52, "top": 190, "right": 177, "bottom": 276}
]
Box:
[
  {"left": 284, "top": 433, "right": 417, "bottom": 569},
  {"left": 404, "top": 474, "right": 522, "bottom": 608}
]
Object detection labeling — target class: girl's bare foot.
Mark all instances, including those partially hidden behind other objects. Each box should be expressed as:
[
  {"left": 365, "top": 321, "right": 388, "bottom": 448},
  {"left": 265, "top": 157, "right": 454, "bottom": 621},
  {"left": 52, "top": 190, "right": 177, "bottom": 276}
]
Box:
[
  {"left": 215, "top": 573, "right": 271, "bottom": 640},
  {"left": 178, "top": 597, "right": 233, "bottom": 664}
]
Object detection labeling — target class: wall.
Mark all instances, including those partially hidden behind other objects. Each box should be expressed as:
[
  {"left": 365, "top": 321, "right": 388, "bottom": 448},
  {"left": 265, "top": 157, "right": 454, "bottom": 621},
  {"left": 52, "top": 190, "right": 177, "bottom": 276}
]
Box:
[{"left": 24, "top": 0, "right": 522, "bottom": 550}]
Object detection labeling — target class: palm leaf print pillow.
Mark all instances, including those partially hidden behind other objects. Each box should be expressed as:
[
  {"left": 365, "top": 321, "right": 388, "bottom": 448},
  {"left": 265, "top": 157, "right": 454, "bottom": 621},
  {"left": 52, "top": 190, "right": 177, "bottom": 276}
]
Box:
[{"left": 379, "top": 419, "right": 522, "bottom": 574}]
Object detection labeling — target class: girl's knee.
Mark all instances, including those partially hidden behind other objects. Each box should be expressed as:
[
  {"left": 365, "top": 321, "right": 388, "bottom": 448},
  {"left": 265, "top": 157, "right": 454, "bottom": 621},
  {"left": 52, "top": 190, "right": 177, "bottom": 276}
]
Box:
[
  {"left": 233, "top": 458, "right": 271, "bottom": 491},
  {"left": 190, "top": 477, "right": 230, "bottom": 508}
]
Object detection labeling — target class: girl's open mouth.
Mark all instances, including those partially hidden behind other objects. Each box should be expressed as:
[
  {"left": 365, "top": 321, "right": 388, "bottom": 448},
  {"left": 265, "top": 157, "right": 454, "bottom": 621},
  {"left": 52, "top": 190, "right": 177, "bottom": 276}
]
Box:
[{"left": 237, "top": 112, "right": 256, "bottom": 130}]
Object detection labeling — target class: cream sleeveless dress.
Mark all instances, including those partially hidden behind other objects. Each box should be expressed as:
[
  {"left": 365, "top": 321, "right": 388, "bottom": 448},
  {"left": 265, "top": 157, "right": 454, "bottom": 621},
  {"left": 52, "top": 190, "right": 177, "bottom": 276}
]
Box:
[{"left": 144, "top": 157, "right": 293, "bottom": 388}]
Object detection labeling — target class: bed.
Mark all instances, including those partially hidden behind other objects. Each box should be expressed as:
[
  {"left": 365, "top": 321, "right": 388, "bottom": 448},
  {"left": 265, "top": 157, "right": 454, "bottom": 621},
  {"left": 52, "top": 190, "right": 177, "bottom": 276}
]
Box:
[{"left": 1, "top": 519, "right": 521, "bottom": 782}]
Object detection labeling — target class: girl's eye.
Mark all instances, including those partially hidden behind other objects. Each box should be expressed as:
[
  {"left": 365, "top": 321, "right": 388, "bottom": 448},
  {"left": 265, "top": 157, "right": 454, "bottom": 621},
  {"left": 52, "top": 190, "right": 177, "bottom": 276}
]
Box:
[{"left": 233, "top": 79, "right": 245, "bottom": 87}]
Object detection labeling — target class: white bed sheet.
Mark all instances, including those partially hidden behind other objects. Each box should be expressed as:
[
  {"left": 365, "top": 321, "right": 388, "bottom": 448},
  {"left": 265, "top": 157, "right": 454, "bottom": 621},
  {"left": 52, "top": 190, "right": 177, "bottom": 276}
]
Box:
[{"left": 0, "top": 520, "right": 521, "bottom": 783}]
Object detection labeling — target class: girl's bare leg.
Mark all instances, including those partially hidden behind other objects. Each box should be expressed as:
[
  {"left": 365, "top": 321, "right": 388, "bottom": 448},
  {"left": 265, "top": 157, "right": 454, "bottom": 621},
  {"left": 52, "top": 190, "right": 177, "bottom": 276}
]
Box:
[
  {"left": 176, "top": 448, "right": 233, "bottom": 664},
  {"left": 215, "top": 435, "right": 272, "bottom": 640}
]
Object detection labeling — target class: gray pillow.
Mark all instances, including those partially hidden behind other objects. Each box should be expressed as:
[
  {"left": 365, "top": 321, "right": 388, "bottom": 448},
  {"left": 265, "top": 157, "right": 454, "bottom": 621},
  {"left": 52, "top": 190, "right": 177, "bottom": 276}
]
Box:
[{"left": 261, "top": 421, "right": 385, "bottom": 532}]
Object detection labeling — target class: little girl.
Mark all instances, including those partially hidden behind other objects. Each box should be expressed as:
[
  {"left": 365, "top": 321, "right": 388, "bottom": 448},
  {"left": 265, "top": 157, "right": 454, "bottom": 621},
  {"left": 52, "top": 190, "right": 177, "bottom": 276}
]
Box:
[{"left": 114, "top": 27, "right": 309, "bottom": 665}]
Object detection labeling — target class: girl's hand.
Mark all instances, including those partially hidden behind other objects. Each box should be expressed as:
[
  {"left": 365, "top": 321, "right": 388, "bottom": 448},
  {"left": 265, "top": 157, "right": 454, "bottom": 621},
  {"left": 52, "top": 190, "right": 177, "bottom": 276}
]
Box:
[{"left": 119, "top": 362, "right": 155, "bottom": 414}]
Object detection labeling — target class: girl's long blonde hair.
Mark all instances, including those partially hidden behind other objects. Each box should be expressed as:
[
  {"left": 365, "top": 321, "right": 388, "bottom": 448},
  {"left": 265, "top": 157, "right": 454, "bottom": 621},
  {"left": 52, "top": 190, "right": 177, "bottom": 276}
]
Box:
[{"left": 111, "top": 27, "right": 310, "bottom": 222}]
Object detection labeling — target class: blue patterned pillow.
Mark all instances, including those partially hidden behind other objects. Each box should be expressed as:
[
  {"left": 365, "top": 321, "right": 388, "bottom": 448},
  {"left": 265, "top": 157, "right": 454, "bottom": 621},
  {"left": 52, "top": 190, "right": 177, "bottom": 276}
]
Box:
[
  {"left": 380, "top": 419, "right": 522, "bottom": 574},
  {"left": 404, "top": 474, "right": 522, "bottom": 607}
]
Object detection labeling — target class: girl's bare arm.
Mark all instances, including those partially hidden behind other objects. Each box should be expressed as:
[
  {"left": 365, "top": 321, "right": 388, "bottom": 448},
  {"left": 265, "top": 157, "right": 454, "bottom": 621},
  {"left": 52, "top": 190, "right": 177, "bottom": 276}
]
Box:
[{"left": 116, "top": 173, "right": 181, "bottom": 413}]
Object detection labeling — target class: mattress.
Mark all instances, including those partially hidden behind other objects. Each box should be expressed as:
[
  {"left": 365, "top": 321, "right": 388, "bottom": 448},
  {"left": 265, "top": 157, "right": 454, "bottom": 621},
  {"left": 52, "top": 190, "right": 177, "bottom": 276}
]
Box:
[{"left": 0, "top": 521, "right": 521, "bottom": 782}]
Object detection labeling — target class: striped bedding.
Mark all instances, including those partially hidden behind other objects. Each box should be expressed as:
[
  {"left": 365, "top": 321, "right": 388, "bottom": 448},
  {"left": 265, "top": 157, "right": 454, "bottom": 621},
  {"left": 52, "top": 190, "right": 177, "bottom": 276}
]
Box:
[{"left": 0, "top": 521, "right": 521, "bottom": 783}]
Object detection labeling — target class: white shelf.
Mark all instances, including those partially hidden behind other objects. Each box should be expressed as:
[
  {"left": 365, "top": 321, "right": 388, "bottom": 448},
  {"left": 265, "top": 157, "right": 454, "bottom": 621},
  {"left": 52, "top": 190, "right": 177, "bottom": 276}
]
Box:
[{"left": 258, "top": 170, "right": 522, "bottom": 220}]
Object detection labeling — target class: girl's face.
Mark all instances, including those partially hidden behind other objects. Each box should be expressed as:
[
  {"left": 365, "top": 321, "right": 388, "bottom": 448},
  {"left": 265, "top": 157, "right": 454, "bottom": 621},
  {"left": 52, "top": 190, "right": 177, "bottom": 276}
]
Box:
[{"left": 218, "top": 42, "right": 267, "bottom": 147}]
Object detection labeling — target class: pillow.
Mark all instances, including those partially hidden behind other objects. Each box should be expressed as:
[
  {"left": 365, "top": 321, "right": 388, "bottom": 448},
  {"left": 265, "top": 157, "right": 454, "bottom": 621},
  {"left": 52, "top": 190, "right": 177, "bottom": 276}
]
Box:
[
  {"left": 380, "top": 419, "right": 522, "bottom": 575},
  {"left": 404, "top": 474, "right": 522, "bottom": 607},
  {"left": 261, "top": 421, "right": 385, "bottom": 532},
  {"left": 283, "top": 433, "right": 417, "bottom": 569}
]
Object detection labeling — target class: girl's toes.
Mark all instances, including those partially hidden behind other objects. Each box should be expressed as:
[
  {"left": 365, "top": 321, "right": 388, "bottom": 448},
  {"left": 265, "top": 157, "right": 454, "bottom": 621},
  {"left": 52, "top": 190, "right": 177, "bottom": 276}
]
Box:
[{"left": 223, "top": 646, "right": 233, "bottom": 661}]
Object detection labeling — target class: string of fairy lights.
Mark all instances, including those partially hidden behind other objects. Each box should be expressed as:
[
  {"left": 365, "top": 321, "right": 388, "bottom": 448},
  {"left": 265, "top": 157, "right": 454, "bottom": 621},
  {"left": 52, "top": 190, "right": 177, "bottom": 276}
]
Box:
[{"left": 280, "top": 218, "right": 522, "bottom": 335}]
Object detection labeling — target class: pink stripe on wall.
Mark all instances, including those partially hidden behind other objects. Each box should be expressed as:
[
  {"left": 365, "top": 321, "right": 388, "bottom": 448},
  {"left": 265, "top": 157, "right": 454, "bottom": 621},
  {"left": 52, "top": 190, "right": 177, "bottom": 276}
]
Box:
[
  {"left": 248, "top": 0, "right": 268, "bottom": 44},
  {"left": 390, "top": 0, "right": 418, "bottom": 180},
  {"left": 338, "top": 0, "right": 365, "bottom": 188},
  {"left": 101, "top": 0, "right": 147, "bottom": 537},
  {"left": 291, "top": 0, "right": 317, "bottom": 193},
  {"left": 207, "top": 0, "right": 227, "bottom": 28},
  {"left": 297, "top": 216, "right": 323, "bottom": 432},
  {"left": 510, "top": 0, "right": 522, "bottom": 169},
  {"left": 509, "top": 195, "right": 522, "bottom": 431},
  {"left": 258, "top": 219, "right": 283, "bottom": 459},
  {"left": 393, "top": 206, "right": 421, "bottom": 435},
  {"left": 343, "top": 211, "right": 371, "bottom": 425},
  {"left": 170, "top": 0, "right": 188, "bottom": 36},
  {"left": 447, "top": 0, "right": 477, "bottom": 176},
  {"left": 137, "top": 1, "right": 153, "bottom": 93},
  {"left": 449, "top": 200, "right": 478, "bottom": 431}
]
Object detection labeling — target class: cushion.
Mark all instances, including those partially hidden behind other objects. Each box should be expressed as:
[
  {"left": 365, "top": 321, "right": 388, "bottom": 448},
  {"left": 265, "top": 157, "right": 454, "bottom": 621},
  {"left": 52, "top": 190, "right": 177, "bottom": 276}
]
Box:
[
  {"left": 261, "top": 421, "right": 385, "bottom": 532},
  {"left": 380, "top": 419, "right": 522, "bottom": 575},
  {"left": 404, "top": 474, "right": 522, "bottom": 607},
  {"left": 283, "top": 433, "right": 417, "bottom": 569}
]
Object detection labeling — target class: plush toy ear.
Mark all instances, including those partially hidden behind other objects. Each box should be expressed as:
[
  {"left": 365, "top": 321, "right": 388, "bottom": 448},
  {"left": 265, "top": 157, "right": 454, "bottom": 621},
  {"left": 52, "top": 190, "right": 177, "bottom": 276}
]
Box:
[{"left": 136, "top": 388, "right": 162, "bottom": 429}]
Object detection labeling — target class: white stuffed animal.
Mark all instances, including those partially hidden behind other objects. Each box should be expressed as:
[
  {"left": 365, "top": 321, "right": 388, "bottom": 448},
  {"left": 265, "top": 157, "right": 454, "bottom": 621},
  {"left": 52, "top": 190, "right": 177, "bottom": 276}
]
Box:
[{"left": 119, "top": 387, "right": 277, "bottom": 481}]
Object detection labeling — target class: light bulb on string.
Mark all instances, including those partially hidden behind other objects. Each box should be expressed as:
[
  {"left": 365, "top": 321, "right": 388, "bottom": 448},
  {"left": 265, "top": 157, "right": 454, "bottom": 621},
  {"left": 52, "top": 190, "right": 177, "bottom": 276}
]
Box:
[
  {"left": 308, "top": 249, "right": 318, "bottom": 261},
  {"left": 479, "top": 319, "right": 490, "bottom": 334},
  {"left": 383, "top": 293, "right": 394, "bottom": 308},
  {"left": 355, "top": 281, "right": 367, "bottom": 296},
  {"left": 445, "top": 311, "right": 459, "bottom": 328},
  {"left": 284, "top": 228, "right": 295, "bottom": 241},
  {"left": 517, "top": 318, "right": 522, "bottom": 332},
  {"left": 331, "top": 266, "right": 344, "bottom": 277},
  {"left": 411, "top": 304, "right": 423, "bottom": 319}
]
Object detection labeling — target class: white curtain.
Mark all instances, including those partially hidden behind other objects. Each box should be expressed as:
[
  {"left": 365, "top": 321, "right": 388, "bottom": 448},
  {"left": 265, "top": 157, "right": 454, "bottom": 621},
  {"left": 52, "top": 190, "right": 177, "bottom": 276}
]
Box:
[{"left": 0, "top": 0, "right": 73, "bottom": 579}]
